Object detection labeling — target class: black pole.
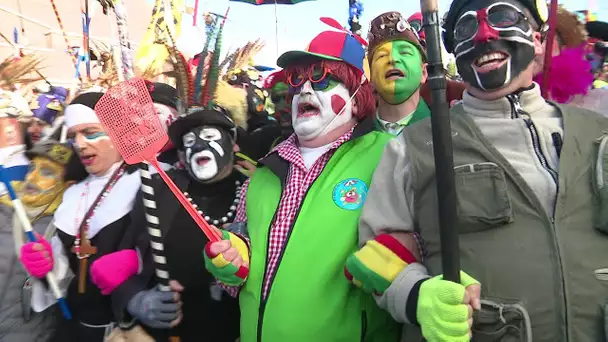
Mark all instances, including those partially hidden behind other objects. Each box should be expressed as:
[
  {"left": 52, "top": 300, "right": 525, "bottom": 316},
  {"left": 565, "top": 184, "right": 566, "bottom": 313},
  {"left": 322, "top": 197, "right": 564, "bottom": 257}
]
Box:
[{"left": 420, "top": 0, "right": 460, "bottom": 283}]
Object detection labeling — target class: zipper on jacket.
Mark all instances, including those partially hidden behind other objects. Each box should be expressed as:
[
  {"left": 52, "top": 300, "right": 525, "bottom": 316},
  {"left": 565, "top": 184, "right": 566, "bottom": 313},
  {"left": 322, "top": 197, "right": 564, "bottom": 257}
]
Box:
[
  {"left": 256, "top": 210, "right": 278, "bottom": 342},
  {"left": 256, "top": 179, "right": 320, "bottom": 342},
  {"left": 506, "top": 94, "right": 559, "bottom": 198},
  {"left": 360, "top": 310, "right": 367, "bottom": 342},
  {"left": 507, "top": 93, "right": 568, "bottom": 335}
]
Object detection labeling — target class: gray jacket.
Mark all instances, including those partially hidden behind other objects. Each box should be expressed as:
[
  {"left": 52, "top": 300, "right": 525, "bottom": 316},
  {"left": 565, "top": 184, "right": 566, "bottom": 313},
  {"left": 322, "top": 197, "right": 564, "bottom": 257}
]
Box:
[
  {"left": 360, "top": 84, "right": 608, "bottom": 341},
  {"left": 0, "top": 205, "right": 57, "bottom": 342}
]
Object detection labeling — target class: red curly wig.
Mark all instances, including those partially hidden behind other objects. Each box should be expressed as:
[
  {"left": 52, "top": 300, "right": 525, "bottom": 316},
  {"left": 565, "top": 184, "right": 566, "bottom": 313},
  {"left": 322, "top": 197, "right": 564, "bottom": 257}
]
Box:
[
  {"left": 263, "top": 69, "right": 288, "bottom": 89},
  {"left": 283, "top": 60, "right": 375, "bottom": 121}
]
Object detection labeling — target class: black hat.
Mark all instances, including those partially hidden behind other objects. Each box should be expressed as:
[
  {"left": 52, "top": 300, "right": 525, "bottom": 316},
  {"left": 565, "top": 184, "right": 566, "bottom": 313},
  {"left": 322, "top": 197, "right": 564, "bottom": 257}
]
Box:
[
  {"left": 26, "top": 140, "right": 74, "bottom": 166},
  {"left": 168, "top": 106, "right": 238, "bottom": 150},
  {"left": 148, "top": 82, "right": 178, "bottom": 109},
  {"left": 586, "top": 21, "right": 608, "bottom": 42},
  {"left": 443, "top": 0, "right": 548, "bottom": 53},
  {"left": 70, "top": 92, "right": 104, "bottom": 108}
]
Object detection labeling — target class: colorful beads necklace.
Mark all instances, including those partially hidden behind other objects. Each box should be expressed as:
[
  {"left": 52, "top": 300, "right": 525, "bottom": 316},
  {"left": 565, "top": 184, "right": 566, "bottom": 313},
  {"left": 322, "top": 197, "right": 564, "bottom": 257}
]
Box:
[
  {"left": 72, "top": 164, "right": 127, "bottom": 257},
  {"left": 71, "top": 163, "right": 127, "bottom": 294}
]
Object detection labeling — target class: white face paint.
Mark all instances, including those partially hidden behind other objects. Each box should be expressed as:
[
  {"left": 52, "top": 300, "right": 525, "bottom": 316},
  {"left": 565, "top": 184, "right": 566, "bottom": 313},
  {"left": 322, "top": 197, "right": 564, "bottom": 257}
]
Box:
[
  {"left": 291, "top": 81, "right": 353, "bottom": 141},
  {"left": 154, "top": 103, "right": 178, "bottom": 133},
  {"left": 182, "top": 127, "right": 227, "bottom": 181}
]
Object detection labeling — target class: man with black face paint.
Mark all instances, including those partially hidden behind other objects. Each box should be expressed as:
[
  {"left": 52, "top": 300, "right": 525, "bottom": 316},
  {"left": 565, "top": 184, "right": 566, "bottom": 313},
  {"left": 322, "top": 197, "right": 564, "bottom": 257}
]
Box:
[
  {"left": 358, "top": 0, "right": 608, "bottom": 341},
  {"left": 131, "top": 107, "right": 243, "bottom": 342}
]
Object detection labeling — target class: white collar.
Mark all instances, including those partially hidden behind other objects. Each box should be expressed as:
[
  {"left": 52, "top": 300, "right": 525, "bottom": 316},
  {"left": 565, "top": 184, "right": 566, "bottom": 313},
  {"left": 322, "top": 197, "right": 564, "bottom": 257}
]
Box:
[{"left": 53, "top": 163, "right": 141, "bottom": 238}]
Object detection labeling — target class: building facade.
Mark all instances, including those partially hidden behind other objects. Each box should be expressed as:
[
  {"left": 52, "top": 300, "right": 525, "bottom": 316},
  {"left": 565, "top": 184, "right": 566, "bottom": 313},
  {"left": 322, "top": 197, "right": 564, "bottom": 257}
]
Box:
[{"left": 0, "top": 0, "right": 152, "bottom": 86}]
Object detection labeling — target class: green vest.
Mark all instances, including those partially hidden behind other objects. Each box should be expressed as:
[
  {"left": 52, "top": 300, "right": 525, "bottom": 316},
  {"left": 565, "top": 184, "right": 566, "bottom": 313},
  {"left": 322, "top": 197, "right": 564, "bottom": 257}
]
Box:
[
  {"left": 240, "top": 129, "right": 400, "bottom": 342},
  {"left": 401, "top": 104, "right": 608, "bottom": 342}
]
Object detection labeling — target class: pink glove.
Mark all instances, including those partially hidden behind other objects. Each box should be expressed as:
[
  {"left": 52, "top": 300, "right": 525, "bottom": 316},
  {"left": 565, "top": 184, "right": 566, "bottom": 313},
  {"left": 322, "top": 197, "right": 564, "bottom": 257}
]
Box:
[
  {"left": 90, "top": 249, "right": 139, "bottom": 295},
  {"left": 20, "top": 238, "right": 54, "bottom": 278}
]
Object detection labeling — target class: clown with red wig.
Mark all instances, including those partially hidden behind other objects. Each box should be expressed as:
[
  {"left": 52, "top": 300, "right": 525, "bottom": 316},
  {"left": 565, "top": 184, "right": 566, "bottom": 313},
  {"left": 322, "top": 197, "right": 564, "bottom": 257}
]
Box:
[{"left": 203, "top": 18, "right": 401, "bottom": 341}]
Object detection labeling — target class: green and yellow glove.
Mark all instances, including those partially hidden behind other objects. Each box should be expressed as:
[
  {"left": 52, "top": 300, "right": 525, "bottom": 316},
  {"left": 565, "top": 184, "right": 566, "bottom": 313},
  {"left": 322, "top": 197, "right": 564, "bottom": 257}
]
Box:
[
  {"left": 203, "top": 230, "right": 250, "bottom": 286},
  {"left": 344, "top": 234, "right": 418, "bottom": 295},
  {"left": 417, "top": 271, "right": 480, "bottom": 342}
]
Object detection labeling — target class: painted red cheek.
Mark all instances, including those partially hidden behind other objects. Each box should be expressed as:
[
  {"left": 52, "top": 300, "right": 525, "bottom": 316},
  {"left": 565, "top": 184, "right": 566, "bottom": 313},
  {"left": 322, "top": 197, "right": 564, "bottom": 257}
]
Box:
[{"left": 331, "top": 95, "right": 347, "bottom": 115}]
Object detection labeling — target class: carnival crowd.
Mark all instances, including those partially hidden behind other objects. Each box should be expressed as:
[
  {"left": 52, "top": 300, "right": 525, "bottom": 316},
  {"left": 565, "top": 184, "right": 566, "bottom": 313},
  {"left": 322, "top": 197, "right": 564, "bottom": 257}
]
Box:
[{"left": 1, "top": 0, "right": 608, "bottom": 341}]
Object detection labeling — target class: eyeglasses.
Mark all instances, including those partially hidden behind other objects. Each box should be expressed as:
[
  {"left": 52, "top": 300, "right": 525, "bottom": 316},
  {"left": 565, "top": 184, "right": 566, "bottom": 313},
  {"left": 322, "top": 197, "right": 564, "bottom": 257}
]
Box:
[
  {"left": 454, "top": 2, "right": 529, "bottom": 42},
  {"left": 287, "top": 65, "right": 336, "bottom": 92}
]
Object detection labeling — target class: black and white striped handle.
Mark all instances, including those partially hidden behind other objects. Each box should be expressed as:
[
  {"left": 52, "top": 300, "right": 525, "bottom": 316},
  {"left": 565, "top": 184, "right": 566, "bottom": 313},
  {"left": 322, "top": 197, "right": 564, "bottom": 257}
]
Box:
[{"left": 140, "top": 163, "right": 171, "bottom": 292}]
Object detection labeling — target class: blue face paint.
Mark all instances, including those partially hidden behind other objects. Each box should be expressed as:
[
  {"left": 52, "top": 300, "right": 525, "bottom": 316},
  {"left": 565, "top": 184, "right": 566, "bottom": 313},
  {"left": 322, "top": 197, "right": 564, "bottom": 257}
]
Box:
[
  {"left": 84, "top": 132, "right": 108, "bottom": 141},
  {"left": 68, "top": 131, "right": 109, "bottom": 149}
]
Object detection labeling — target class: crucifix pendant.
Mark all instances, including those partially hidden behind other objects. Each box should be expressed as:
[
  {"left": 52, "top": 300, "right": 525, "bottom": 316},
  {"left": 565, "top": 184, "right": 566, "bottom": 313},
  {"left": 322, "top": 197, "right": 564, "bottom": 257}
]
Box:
[{"left": 71, "top": 239, "right": 97, "bottom": 294}]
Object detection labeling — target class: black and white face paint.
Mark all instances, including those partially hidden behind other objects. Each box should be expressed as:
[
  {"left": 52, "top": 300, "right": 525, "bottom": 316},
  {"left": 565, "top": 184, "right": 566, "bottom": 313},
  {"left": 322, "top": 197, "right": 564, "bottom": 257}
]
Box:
[
  {"left": 181, "top": 125, "right": 234, "bottom": 182},
  {"left": 453, "top": 0, "right": 536, "bottom": 90}
]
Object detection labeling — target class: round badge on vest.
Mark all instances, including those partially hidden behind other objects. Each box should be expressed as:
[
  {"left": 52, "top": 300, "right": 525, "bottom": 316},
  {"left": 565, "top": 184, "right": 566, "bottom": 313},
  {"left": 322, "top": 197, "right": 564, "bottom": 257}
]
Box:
[{"left": 332, "top": 178, "right": 368, "bottom": 210}]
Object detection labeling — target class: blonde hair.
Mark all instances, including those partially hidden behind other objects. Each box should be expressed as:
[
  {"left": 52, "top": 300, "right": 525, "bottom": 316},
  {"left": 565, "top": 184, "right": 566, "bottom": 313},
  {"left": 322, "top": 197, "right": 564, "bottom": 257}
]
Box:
[{"left": 214, "top": 80, "right": 248, "bottom": 130}]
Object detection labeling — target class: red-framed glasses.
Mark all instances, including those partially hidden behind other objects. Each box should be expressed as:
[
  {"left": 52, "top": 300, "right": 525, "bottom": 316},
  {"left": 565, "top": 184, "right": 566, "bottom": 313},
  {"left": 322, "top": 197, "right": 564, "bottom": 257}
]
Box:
[{"left": 287, "top": 65, "right": 331, "bottom": 88}]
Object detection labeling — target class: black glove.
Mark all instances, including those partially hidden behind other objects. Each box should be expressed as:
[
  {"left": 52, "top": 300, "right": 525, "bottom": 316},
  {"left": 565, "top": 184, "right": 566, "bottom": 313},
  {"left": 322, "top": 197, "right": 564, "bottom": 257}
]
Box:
[{"left": 127, "top": 286, "right": 180, "bottom": 329}]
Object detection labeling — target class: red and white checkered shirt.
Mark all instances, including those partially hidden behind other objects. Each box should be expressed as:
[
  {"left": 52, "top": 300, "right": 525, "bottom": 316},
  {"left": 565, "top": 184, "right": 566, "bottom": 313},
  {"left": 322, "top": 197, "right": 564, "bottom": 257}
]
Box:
[{"left": 229, "top": 129, "right": 354, "bottom": 299}]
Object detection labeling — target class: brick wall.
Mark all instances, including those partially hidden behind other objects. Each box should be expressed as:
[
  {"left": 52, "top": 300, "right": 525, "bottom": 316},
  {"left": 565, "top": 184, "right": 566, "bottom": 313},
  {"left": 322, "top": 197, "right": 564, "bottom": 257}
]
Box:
[{"left": 0, "top": 0, "right": 152, "bottom": 85}]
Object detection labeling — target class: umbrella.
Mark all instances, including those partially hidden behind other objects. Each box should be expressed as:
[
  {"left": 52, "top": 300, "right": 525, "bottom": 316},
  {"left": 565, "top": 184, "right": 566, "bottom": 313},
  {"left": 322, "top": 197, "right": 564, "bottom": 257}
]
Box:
[
  {"left": 230, "top": 0, "right": 313, "bottom": 4},
  {"left": 229, "top": 0, "right": 316, "bottom": 57}
]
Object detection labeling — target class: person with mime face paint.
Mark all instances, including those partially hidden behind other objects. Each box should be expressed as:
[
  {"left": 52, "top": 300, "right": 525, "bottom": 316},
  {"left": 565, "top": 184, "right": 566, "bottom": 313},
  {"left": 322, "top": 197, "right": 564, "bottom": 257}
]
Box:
[
  {"left": 356, "top": 0, "right": 608, "bottom": 341},
  {"left": 130, "top": 106, "right": 242, "bottom": 342}
]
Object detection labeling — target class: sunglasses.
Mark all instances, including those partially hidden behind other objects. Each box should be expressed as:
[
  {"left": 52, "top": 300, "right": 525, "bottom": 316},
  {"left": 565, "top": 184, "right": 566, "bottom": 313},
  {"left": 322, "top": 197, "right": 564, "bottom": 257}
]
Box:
[
  {"left": 287, "top": 65, "right": 337, "bottom": 93},
  {"left": 454, "top": 2, "right": 529, "bottom": 42}
]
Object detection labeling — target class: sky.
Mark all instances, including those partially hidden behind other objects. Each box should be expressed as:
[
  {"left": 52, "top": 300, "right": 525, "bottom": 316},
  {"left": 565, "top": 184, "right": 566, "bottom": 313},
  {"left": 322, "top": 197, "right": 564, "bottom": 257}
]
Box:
[{"left": 163, "top": 0, "right": 608, "bottom": 68}]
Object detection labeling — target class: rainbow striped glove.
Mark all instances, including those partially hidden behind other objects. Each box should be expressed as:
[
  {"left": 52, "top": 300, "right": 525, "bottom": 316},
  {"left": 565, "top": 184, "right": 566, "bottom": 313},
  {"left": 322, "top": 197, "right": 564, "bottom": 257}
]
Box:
[
  {"left": 204, "top": 230, "right": 250, "bottom": 286},
  {"left": 344, "top": 234, "right": 418, "bottom": 295},
  {"left": 417, "top": 272, "right": 480, "bottom": 342}
]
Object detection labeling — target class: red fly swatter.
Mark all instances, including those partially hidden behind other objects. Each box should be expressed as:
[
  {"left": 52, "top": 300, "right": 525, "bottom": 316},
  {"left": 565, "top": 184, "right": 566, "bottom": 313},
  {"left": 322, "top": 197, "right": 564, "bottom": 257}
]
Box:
[{"left": 93, "top": 77, "right": 222, "bottom": 242}]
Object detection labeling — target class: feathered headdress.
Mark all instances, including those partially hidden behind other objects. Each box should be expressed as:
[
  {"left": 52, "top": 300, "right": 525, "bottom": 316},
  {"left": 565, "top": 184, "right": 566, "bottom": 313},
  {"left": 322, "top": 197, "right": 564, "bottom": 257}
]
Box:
[
  {"left": 135, "top": 0, "right": 184, "bottom": 78},
  {"left": 0, "top": 55, "right": 43, "bottom": 90},
  {"left": 533, "top": 47, "right": 594, "bottom": 103},
  {"left": 222, "top": 39, "right": 265, "bottom": 82}
]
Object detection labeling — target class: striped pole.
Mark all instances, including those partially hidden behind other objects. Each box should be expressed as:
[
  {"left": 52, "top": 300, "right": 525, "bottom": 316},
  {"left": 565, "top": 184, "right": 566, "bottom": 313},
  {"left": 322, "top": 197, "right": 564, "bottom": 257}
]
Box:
[
  {"left": 139, "top": 165, "right": 171, "bottom": 291},
  {"left": 113, "top": 4, "right": 178, "bottom": 339},
  {"left": 48, "top": 0, "right": 81, "bottom": 80}
]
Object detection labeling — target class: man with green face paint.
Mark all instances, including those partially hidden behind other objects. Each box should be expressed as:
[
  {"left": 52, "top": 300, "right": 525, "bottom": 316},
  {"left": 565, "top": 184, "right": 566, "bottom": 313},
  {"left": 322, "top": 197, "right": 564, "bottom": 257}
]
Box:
[
  {"left": 263, "top": 70, "right": 293, "bottom": 147},
  {"left": 367, "top": 11, "right": 430, "bottom": 135}
]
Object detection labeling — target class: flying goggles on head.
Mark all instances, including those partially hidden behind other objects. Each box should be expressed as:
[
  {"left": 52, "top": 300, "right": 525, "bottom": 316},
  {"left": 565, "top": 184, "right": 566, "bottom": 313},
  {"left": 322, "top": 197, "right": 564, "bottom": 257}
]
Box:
[
  {"left": 453, "top": 2, "right": 531, "bottom": 43},
  {"left": 443, "top": 0, "right": 548, "bottom": 53}
]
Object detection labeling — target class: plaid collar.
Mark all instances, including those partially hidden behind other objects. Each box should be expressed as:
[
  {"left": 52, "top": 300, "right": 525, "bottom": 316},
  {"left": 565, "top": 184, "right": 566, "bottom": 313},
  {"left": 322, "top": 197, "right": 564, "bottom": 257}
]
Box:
[{"left": 271, "top": 128, "right": 355, "bottom": 171}]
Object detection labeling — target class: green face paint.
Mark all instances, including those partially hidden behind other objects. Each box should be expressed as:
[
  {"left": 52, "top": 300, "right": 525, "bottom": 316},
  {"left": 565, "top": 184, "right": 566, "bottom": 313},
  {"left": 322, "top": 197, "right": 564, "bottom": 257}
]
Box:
[
  {"left": 271, "top": 82, "right": 289, "bottom": 114},
  {"left": 371, "top": 40, "right": 424, "bottom": 104}
]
